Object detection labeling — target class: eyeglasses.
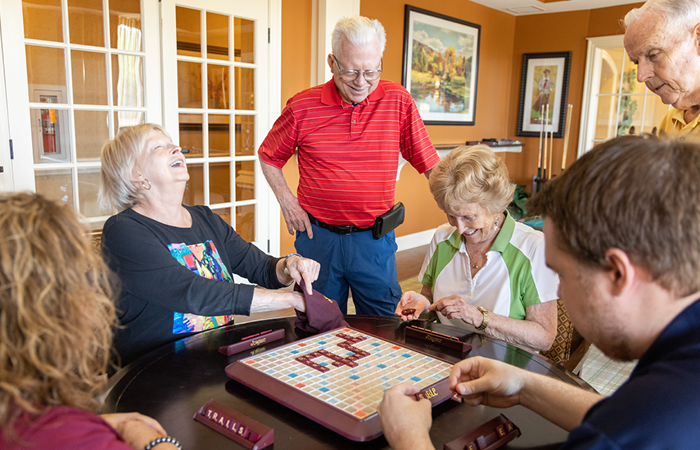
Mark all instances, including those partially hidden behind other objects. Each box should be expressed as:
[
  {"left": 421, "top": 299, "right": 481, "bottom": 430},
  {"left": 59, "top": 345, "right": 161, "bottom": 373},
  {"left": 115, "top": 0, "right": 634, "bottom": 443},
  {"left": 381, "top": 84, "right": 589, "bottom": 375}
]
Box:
[{"left": 331, "top": 54, "right": 383, "bottom": 82}]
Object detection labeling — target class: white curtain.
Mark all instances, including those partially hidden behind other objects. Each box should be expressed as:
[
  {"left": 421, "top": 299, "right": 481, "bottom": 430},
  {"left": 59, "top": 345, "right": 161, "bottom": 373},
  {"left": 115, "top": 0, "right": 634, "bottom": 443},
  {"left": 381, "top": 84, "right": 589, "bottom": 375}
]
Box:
[{"left": 117, "top": 17, "right": 143, "bottom": 129}]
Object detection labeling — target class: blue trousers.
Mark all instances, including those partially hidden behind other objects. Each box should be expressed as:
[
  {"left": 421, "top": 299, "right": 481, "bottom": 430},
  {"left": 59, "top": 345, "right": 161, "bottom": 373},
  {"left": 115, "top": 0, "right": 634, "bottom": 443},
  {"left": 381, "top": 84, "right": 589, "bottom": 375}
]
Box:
[{"left": 295, "top": 223, "right": 402, "bottom": 316}]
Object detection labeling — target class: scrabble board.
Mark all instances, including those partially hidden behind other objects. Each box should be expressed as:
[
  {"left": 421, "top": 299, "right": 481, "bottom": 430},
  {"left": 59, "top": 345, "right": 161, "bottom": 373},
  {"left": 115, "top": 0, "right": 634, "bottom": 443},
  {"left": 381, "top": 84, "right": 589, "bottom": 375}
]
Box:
[{"left": 226, "top": 327, "right": 454, "bottom": 441}]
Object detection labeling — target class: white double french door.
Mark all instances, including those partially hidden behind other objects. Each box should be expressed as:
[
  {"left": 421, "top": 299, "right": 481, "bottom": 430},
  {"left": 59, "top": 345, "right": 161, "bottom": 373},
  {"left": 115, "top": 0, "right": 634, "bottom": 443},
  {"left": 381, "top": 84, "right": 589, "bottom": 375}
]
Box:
[{"left": 0, "top": 0, "right": 280, "bottom": 254}]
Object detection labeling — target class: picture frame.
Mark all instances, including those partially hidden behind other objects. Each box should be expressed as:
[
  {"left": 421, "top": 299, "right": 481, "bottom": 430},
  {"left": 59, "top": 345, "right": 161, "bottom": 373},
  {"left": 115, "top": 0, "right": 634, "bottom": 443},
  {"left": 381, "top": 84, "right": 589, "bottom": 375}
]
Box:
[
  {"left": 402, "top": 5, "right": 481, "bottom": 125},
  {"left": 517, "top": 52, "right": 571, "bottom": 138}
]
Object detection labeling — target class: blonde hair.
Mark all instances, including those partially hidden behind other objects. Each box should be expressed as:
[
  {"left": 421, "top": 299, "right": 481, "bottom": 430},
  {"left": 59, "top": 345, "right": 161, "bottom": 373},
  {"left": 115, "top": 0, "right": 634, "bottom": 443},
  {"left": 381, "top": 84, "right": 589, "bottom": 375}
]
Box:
[
  {"left": 331, "top": 16, "right": 387, "bottom": 57},
  {"left": 429, "top": 145, "right": 514, "bottom": 217},
  {"left": 0, "top": 193, "right": 117, "bottom": 433},
  {"left": 99, "top": 123, "right": 170, "bottom": 211}
]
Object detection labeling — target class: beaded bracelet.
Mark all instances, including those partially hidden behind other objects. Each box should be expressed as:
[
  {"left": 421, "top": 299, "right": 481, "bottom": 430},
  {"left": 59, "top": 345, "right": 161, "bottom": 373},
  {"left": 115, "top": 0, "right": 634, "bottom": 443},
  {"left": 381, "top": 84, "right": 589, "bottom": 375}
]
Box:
[{"left": 144, "top": 436, "right": 182, "bottom": 450}]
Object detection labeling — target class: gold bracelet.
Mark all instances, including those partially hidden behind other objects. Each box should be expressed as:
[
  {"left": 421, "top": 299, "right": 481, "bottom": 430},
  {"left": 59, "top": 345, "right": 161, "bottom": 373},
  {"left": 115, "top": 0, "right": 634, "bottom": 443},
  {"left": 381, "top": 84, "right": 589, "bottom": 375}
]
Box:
[{"left": 476, "top": 306, "right": 489, "bottom": 331}]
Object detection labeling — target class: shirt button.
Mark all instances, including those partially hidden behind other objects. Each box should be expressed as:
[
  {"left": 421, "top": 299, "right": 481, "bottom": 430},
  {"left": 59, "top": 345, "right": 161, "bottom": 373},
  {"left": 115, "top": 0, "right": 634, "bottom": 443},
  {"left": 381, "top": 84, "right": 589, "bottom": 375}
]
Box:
[{"left": 353, "top": 120, "right": 357, "bottom": 123}]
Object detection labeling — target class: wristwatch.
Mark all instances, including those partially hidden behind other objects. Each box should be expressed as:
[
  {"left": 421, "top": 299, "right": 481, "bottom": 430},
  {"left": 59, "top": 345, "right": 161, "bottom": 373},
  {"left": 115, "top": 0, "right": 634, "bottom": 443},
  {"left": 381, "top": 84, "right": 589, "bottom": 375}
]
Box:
[
  {"left": 283, "top": 253, "right": 301, "bottom": 276},
  {"left": 476, "top": 306, "right": 490, "bottom": 331}
]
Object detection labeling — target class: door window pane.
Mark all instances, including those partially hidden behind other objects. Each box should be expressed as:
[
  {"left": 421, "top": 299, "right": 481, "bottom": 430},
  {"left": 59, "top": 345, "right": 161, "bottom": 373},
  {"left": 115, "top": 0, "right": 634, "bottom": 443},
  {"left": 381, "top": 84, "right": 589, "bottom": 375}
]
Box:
[
  {"left": 110, "top": 0, "right": 142, "bottom": 51},
  {"left": 176, "top": 6, "right": 201, "bottom": 57},
  {"left": 594, "top": 96, "right": 616, "bottom": 141},
  {"left": 178, "top": 61, "right": 202, "bottom": 108},
  {"left": 234, "top": 67, "right": 254, "bottom": 110},
  {"left": 35, "top": 169, "right": 73, "bottom": 205},
  {"left": 213, "top": 207, "right": 232, "bottom": 227},
  {"left": 26, "top": 46, "right": 67, "bottom": 99},
  {"left": 23, "top": 0, "right": 63, "bottom": 42},
  {"left": 75, "top": 110, "right": 109, "bottom": 161},
  {"left": 617, "top": 95, "right": 642, "bottom": 136},
  {"left": 179, "top": 114, "right": 203, "bottom": 157},
  {"left": 236, "top": 204, "right": 255, "bottom": 242},
  {"left": 208, "top": 64, "right": 229, "bottom": 109},
  {"left": 78, "top": 167, "right": 110, "bottom": 217},
  {"left": 235, "top": 115, "right": 255, "bottom": 156},
  {"left": 68, "top": 0, "right": 104, "bottom": 47},
  {"left": 598, "top": 48, "right": 622, "bottom": 95},
  {"left": 114, "top": 110, "right": 144, "bottom": 132},
  {"left": 234, "top": 17, "right": 254, "bottom": 63},
  {"left": 210, "top": 161, "right": 231, "bottom": 204},
  {"left": 183, "top": 163, "right": 203, "bottom": 206},
  {"left": 622, "top": 59, "right": 645, "bottom": 94},
  {"left": 71, "top": 50, "right": 108, "bottom": 105},
  {"left": 30, "top": 106, "right": 72, "bottom": 164},
  {"left": 645, "top": 95, "right": 669, "bottom": 135},
  {"left": 112, "top": 54, "right": 144, "bottom": 108},
  {"left": 207, "top": 12, "right": 229, "bottom": 61},
  {"left": 235, "top": 160, "right": 255, "bottom": 201},
  {"left": 209, "top": 115, "right": 230, "bottom": 157}
]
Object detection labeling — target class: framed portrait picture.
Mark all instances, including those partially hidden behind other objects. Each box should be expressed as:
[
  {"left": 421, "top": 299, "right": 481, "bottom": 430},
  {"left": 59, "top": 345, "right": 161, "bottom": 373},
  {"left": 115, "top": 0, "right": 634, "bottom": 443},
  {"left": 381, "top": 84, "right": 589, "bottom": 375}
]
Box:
[
  {"left": 402, "top": 5, "right": 481, "bottom": 125},
  {"left": 517, "top": 52, "right": 571, "bottom": 138}
]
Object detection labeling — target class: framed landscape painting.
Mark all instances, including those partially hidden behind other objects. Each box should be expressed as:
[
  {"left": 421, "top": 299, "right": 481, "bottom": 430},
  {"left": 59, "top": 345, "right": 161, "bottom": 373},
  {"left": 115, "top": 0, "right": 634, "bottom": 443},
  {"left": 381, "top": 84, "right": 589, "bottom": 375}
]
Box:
[{"left": 402, "top": 5, "right": 481, "bottom": 125}]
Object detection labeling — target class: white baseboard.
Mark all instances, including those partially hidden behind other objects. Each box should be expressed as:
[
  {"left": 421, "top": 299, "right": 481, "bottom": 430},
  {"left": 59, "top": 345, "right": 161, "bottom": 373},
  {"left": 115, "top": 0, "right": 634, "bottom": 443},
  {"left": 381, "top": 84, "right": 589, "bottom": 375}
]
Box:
[{"left": 396, "top": 229, "right": 436, "bottom": 252}]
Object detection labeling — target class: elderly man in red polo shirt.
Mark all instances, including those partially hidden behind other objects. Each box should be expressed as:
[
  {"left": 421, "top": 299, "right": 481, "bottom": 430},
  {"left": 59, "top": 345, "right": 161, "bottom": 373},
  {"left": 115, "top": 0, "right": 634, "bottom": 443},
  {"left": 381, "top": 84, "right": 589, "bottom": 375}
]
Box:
[{"left": 259, "top": 16, "right": 439, "bottom": 316}]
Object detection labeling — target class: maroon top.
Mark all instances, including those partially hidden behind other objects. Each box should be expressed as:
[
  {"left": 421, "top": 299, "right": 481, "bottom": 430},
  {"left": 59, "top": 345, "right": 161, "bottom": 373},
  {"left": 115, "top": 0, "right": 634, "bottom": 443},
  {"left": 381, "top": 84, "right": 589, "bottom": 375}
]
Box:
[{"left": 2, "top": 406, "right": 129, "bottom": 450}]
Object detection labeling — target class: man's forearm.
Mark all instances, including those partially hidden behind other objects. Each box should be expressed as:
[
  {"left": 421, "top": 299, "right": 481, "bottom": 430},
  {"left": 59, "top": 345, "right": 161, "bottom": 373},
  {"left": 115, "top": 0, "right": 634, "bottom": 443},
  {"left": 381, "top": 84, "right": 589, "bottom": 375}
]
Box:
[
  {"left": 260, "top": 160, "right": 294, "bottom": 205},
  {"left": 519, "top": 370, "right": 603, "bottom": 431}
]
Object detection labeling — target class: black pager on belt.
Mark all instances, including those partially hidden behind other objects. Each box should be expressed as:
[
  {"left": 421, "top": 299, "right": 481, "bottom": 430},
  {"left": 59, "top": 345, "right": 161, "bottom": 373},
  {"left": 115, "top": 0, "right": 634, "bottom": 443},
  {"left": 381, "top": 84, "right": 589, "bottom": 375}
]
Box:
[{"left": 372, "top": 202, "right": 405, "bottom": 240}]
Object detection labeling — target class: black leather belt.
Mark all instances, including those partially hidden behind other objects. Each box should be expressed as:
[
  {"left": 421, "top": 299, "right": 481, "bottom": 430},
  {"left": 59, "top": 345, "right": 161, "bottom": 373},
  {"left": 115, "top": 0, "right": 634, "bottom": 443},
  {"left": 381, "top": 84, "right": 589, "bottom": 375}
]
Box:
[{"left": 308, "top": 213, "right": 372, "bottom": 235}]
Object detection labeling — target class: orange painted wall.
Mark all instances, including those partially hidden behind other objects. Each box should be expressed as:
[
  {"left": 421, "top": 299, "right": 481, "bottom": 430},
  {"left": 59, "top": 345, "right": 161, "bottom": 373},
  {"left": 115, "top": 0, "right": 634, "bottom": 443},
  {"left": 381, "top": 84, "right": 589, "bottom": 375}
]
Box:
[{"left": 277, "top": 0, "right": 643, "bottom": 254}]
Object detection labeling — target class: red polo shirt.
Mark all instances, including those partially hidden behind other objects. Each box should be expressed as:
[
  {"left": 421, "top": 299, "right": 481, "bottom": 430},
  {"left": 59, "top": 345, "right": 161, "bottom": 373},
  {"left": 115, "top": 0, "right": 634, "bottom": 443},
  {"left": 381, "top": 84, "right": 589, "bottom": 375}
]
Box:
[{"left": 259, "top": 79, "right": 438, "bottom": 228}]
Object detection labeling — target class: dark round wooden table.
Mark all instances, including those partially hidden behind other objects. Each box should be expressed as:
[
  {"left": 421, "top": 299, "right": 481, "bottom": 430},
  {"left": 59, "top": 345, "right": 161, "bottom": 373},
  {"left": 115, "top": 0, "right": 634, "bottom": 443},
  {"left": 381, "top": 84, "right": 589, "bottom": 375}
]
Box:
[{"left": 102, "top": 316, "right": 592, "bottom": 449}]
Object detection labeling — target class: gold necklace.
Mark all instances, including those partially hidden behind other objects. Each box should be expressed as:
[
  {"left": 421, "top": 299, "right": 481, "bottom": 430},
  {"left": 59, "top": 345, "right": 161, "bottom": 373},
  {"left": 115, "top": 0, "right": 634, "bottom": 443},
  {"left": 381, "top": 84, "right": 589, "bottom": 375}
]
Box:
[
  {"left": 464, "top": 214, "right": 503, "bottom": 269},
  {"left": 465, "top": 244, "right": 486, "bottom": 269}
]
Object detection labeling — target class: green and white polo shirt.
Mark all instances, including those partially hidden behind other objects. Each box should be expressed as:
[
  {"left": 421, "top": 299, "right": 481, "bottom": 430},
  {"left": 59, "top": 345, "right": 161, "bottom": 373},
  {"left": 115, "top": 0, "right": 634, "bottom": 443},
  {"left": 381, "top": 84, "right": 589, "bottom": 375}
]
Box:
[{"left": 419, "top": 211, "right": 559, "bottom": 331}]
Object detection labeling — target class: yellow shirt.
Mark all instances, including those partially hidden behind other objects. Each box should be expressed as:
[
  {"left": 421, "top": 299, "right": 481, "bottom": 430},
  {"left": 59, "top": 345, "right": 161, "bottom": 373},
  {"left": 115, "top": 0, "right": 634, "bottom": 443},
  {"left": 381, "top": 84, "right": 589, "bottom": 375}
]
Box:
[{"left": 659, "top": 108, "right": 700, "bottom": 139}]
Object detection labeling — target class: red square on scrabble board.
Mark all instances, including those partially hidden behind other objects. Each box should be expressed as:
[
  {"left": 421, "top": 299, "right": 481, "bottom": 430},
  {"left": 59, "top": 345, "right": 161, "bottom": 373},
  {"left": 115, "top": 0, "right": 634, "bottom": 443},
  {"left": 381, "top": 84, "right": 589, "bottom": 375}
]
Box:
[{"left": 226, "top": 327, "right": 454, "bottom": 442}]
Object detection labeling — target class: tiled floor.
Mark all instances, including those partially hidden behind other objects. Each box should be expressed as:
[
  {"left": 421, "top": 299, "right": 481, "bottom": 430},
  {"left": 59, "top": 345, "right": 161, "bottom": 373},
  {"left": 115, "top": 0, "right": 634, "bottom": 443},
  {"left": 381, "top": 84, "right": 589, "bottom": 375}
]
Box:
[{"left": 579, "top": 345, "right": 637, "bottom": 395}]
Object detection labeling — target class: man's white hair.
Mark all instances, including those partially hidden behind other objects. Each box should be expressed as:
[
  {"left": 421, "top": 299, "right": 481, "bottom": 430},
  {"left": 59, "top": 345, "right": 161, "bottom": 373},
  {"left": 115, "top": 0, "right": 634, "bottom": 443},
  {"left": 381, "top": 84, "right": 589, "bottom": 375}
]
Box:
[
  {"left": 624, "top": 0, "right": 700, "bottom": 35},
  {"left": 331, "top": 16, "right": 386, "bottom": 57}
]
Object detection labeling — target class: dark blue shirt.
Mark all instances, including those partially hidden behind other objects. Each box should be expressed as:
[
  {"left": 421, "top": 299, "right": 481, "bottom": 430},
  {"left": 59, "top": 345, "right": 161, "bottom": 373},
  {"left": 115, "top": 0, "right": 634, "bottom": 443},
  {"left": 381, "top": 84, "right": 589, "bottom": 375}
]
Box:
[{"left": 564, "top": 297, "right": 700, "bottom": 449}]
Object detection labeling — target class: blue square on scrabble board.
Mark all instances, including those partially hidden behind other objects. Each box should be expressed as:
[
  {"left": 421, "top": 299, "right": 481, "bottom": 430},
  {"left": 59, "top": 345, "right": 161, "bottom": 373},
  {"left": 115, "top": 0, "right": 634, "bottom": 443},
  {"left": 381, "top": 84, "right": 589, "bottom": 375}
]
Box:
[
  {"left": 319, "top": 387, "right": 330, "bottom": 393},
  {"left": 410, "top": 376, "right": 422, "bottom": 382},
  {"left": 401, "top": 353, "right": 412, "bottom": 358},
  {"left": 349, "top": 375, "right": 360, "bottom": 380},
  {"left": 377, "top": 364, "right": 387, "bottom": 369},
  {"left": 287, "top": 373, "right": 299, "bottom": 378}
]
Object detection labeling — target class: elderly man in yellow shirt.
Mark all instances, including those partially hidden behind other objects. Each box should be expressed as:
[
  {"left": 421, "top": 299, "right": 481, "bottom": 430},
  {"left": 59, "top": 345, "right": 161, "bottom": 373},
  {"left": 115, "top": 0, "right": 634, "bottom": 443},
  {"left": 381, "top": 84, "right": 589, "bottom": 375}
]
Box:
[{"left": 624, "top": 0, "right": 700, "bottom": 137}]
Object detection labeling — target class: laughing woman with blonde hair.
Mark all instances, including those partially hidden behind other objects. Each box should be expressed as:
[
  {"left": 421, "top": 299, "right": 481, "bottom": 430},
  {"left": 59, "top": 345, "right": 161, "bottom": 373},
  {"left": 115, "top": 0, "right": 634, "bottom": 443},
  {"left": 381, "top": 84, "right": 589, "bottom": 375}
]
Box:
[{"left": 0, "top": 193, "right": 179, "bottom": 450}]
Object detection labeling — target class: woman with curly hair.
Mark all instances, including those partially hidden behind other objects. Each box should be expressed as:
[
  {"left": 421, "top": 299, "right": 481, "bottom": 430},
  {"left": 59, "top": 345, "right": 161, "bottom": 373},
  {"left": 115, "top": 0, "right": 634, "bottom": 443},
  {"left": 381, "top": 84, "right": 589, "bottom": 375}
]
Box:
[{"left": 0, "top": 193, "right": 180, "bottom": 450}]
